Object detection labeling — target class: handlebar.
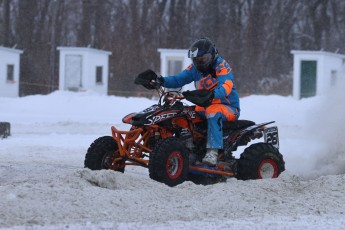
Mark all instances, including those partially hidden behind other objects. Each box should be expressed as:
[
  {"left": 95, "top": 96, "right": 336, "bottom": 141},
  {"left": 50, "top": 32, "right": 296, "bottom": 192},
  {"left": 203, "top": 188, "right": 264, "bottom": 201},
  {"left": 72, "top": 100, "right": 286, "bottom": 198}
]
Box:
[
  {"left": 156, "top": 86, "right": 185, "bottom": 106},
  {"left": 135, "top": 72, "right": 211, "bottom": 107}
]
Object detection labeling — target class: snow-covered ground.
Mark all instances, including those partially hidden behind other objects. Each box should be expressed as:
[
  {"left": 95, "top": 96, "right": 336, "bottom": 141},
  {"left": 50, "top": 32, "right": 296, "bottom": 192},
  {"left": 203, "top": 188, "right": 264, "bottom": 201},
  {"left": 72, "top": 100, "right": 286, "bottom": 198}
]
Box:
[{"left": 1, "top": 85, "right": 345, "bottom": 229}]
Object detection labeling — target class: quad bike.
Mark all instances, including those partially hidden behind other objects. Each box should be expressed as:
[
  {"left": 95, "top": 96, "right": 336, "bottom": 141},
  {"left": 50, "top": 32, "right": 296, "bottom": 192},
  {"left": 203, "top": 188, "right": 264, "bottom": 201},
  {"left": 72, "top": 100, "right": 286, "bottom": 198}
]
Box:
[{"left": 84, "top": 71, "right": 285, "bottom": 186}]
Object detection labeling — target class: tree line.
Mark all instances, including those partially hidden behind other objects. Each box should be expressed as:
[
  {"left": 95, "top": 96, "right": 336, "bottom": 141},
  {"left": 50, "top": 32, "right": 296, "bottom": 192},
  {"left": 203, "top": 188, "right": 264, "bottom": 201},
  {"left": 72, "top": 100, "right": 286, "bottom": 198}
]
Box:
[{"left": 1, "top": 0, "right": 344, "bottom": 96}]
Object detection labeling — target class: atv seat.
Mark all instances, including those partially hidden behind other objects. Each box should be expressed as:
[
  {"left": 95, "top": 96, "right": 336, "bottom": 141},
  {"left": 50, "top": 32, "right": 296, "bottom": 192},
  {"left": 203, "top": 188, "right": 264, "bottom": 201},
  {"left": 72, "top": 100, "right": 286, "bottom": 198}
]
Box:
[{"left": 223, "top": 120, "right": 255, "bottom": 131}]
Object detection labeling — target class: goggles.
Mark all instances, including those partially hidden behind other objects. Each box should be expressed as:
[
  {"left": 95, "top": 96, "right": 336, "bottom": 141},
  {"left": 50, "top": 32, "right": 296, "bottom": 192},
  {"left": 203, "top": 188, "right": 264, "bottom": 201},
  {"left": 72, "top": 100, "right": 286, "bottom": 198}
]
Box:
[{"left": 191, "top": 53, "right": 212, "bottom": 66}]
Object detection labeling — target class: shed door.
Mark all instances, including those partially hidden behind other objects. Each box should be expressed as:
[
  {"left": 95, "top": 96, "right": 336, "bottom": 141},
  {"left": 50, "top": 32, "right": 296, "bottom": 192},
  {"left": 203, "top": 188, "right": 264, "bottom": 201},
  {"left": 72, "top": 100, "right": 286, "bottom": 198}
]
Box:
[
  {"left": 300, "top": 60, "right": 317, "bottom": 98},
  {"left": 65, "top": 55, "right": 82, "bottom": 91}
]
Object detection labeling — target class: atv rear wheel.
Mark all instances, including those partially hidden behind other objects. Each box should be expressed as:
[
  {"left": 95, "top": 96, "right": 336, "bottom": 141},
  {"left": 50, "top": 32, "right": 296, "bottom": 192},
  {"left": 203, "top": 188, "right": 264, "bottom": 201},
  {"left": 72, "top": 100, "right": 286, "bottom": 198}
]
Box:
[
  {"left": 84, "top": 136, "right": 125, "bottom": 172},
  {"left": 149, "top": 138, "right": 189, "bottom": 187},
  {"left": 237, "top": 143, "right": 285, "bottom": 180}
]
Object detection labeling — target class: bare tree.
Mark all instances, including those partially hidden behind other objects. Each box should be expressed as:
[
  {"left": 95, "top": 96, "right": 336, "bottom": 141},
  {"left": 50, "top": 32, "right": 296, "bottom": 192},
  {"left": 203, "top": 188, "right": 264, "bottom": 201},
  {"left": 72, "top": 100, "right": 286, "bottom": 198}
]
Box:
[
  {"left": 108, "top": 0, "right": 170, "bottom": 96},
  {"left": 77, "top": 0, "right": 93, "bottom": 47},
  {"left": 1, "top": 0, "right": 10, "bottom": 46},
  {"left": 5, "top": 0, "right": 345, "bottom": 96}
]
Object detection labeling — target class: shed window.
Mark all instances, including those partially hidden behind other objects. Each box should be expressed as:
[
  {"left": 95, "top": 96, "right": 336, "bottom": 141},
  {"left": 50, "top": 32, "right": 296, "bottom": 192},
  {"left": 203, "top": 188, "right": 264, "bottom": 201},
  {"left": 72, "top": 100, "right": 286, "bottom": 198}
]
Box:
[
  {"left": 7, "top": 64, "right": 14, "bottom": 82},
  {"left": 96, "top": 66, "right": 103, "bottom": 84},
  {"left": 331, "top": 70, "right": 337, "bottom": 86}
]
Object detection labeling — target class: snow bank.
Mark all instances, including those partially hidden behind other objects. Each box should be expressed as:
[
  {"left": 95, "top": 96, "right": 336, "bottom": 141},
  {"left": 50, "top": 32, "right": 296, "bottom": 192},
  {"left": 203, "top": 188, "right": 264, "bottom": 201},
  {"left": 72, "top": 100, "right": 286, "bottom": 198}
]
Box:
[{"left": 1, "top": 89, "right": 345, "bottom": 229}]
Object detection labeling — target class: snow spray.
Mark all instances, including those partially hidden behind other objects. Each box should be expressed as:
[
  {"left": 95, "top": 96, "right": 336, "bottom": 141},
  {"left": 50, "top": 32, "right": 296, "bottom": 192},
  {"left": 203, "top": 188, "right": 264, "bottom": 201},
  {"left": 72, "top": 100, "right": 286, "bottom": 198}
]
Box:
[{"left": 310, "top": 72, "right": 345, "bottom": 176}]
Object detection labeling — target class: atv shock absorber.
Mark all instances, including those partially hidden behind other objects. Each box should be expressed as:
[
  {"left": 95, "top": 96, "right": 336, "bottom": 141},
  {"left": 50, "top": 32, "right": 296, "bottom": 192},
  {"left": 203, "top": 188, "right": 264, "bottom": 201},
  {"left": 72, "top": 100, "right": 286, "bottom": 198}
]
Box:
[
  {"left": 154, "top": 126, "right": 174, "bottom": 140},
  {"left": 154, "top": 129, "right": 161, "bottom": 142}
]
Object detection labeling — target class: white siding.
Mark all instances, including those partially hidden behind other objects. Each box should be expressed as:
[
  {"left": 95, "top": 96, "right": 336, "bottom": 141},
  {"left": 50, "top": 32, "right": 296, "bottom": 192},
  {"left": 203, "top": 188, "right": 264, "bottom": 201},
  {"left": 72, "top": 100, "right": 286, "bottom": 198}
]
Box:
[
  {"left": 57, "top": 47, "right": 111, "bottom": 94},
  {"left": 291, "top": 50, "right": 345, "bottom": 99},
  {"left": 0, "top": 47, "right": 23, "bottom": 97},
  {"left": 158, "top": 48, "right": 194, "bottom": 91}
]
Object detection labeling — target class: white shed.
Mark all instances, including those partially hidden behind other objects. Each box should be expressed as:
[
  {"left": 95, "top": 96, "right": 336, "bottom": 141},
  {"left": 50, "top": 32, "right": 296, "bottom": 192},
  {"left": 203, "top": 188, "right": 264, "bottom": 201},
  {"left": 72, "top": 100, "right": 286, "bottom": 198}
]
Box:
[
  {"left": 0, "top": 46, "right": 23, "bottom": 97},
  {"left": 291, "top": 50, "right": 345, "bottom": 99},
  {"left": 158, "top": 48, "right": 194, "bottom": 91},
  {"left": 57, "top": 47, "right": 111, "bottom": 94}
]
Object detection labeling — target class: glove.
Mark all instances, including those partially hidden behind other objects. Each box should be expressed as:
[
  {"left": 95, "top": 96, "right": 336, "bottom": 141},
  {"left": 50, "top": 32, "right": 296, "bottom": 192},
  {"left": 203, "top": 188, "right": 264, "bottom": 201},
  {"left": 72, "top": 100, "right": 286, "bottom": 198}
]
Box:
[
  {"left": 135, "top": 69, "right": 164, "bottom": 89},
  {"left": 182, "top": 89, "right": 214, "bottom": 107},
  {"left": 151, "top": 75, "right": 164, "bottom": 88}
]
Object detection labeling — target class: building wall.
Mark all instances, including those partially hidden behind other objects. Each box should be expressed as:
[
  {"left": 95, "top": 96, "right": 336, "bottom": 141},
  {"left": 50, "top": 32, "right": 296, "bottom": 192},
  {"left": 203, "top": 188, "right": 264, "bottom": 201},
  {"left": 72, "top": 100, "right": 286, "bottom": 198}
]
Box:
[
  {"left": 0, "top": 47, "right": 23, "bottom": 97},
  {"left": 291, "top": 51, "right": 345, "bottom": 99},
  {"left": 158, "top": 49, "right": 194, "bottom": 91},
  {"left": 158, "top": 49, "right": 191, "bottom": 75},
  {"left": 319, "top": 55, "right": 344, "bottom": 94},
  {"left": 81, "top": 50, "right": 110, "bottom": 94},
  {"left": 57, "top": 47, "right": 111, "bottom": 94}
]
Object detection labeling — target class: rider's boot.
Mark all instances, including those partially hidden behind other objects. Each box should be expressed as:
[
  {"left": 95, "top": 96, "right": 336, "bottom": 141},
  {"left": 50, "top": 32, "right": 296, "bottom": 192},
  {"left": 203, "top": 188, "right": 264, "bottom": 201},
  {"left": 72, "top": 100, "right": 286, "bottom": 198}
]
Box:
[{"left": 202, "top": 148, "right": 218, "bottom": 166}]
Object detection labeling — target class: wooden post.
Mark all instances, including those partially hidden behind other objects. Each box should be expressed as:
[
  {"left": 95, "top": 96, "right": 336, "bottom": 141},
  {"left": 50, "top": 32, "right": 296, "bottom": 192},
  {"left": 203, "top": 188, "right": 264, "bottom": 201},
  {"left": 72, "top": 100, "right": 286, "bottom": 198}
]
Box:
[{"left": 0, "top": 122, "right": 11, "bottom": 138}]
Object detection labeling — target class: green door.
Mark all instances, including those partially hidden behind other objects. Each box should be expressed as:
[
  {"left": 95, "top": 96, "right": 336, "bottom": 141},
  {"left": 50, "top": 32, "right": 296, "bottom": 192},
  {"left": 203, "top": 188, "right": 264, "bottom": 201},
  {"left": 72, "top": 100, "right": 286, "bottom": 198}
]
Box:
[{"left": 300, "top": 61, "right": 317, "bottom": 98}]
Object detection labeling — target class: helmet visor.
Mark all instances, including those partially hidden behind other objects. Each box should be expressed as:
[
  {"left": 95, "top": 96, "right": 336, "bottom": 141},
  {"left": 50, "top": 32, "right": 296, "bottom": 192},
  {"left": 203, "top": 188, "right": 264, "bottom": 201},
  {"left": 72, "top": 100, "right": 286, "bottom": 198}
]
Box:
[{"left": 192, "top": 53, "right": 212, "bottom": 68}]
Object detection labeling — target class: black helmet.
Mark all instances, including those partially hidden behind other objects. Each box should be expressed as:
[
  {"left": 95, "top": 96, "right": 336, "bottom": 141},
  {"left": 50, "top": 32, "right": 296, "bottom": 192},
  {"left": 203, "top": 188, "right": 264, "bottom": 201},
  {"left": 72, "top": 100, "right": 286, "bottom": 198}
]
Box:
[{"left": 188, "top": 37, "right": 218, "bottom": 74}]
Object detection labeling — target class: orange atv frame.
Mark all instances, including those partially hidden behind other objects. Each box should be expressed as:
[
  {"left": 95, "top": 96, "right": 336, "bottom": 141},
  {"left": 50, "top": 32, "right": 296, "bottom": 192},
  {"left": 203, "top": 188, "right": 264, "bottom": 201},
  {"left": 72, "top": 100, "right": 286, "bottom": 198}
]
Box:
[{"left": 110, "top": 125, "right": 235, "bottom": 177}]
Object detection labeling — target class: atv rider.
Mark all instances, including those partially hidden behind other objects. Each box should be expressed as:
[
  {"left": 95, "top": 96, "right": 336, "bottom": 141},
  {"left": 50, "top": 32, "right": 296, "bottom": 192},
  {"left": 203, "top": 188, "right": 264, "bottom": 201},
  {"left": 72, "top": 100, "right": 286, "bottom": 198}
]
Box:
[{"left": 156, "top": 37, "right": 240, "bottom": 166}]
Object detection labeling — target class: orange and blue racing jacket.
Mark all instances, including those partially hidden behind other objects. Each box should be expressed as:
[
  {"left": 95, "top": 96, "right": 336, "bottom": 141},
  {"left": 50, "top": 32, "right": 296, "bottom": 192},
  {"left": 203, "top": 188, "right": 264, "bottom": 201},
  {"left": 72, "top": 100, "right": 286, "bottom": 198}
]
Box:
[{"left": 162, "top": 56, "right": 240, "bottom": 115}]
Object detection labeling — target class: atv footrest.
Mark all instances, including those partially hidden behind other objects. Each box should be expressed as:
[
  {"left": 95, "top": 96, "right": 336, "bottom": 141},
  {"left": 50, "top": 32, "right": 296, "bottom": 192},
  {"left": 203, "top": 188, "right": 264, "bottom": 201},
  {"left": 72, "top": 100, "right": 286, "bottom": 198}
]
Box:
[{"left": 189, "top": 165, "right": 235, "bottom": 177}]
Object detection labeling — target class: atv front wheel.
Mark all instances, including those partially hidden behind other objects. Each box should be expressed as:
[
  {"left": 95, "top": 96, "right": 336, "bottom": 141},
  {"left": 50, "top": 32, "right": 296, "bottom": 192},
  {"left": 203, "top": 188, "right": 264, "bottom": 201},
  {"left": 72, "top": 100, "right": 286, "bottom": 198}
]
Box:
[
  {"left": 84, "top": 136, "right": 125, "bottom": 172},
  {"left": 237, "top": 143, "right": 285, "bottom": 180},
  {"left": 149, "top": 138, "right": 189, "bottom": 187}
]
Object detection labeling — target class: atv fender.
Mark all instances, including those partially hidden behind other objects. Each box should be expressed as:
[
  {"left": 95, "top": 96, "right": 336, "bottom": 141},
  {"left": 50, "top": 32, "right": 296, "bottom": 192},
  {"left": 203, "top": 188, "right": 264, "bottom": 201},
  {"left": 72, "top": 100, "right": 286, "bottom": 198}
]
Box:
[{"left": 227, "top": 121, "right": 275, "bottom": 151}]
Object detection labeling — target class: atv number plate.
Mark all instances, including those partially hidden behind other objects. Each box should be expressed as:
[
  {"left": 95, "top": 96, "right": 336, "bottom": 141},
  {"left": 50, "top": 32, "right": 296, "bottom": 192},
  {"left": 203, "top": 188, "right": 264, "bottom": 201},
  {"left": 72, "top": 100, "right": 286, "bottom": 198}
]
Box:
[{"left": 264, "top": 126, "right": 279, "bottom": 149}]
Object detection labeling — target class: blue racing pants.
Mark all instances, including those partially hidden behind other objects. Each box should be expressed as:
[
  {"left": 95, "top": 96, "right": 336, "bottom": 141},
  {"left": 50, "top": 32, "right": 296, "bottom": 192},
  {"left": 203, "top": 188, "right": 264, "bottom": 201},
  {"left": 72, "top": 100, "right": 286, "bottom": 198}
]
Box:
[{"left": 196, "top": 104, "right": 239, "bottom": 149}]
